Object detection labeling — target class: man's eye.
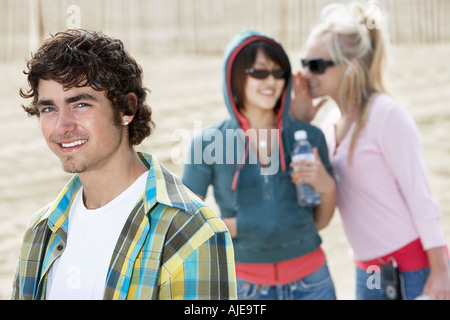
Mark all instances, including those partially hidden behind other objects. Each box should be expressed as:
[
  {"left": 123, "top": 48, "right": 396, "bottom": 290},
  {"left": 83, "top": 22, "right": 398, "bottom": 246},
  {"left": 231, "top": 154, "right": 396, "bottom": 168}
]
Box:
[
  {"left": 76, "top": 103, "right": 89, "bottom": 108},
  {"left": 39, "top": 107, "right": 56, "bottom": 114}
]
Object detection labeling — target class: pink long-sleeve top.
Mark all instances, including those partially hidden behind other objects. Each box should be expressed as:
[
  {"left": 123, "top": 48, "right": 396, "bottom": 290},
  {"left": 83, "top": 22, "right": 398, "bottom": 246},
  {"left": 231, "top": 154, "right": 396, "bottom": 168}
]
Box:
[{"left": 322, "top": 94, "right": 447, "bottom": 265}]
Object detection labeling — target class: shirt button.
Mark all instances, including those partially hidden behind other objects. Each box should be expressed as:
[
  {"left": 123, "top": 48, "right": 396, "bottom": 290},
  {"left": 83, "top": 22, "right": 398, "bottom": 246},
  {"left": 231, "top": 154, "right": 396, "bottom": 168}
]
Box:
[{"left": 57, "top": 244, "right": 64, "bottom": 251}]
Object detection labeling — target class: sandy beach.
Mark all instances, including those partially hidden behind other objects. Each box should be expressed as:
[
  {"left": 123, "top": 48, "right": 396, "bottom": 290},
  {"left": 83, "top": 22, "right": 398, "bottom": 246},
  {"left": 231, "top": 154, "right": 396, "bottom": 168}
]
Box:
[{"left": 1, "top": 43, "right": 449, "bottom": 300}]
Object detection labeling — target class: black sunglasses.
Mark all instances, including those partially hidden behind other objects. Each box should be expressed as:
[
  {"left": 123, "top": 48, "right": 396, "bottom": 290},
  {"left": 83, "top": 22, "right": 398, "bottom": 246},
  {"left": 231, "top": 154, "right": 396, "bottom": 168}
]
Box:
[
  {"left": 301, "top": 58, "right": 335, "bottom": 74},
  {"left": 245, "top": 68, "right": 286, "bottom": 79}
]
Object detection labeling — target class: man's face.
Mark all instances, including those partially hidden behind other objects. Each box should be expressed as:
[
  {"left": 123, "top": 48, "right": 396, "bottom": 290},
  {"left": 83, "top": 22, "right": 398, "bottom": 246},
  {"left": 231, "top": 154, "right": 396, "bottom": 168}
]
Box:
[{"left": 37, "top": 80, "right": 126, "bottom": 174}]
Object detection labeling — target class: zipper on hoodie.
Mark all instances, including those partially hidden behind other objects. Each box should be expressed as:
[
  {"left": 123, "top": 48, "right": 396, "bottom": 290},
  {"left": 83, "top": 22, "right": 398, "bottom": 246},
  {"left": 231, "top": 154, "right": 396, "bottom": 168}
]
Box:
[{"left": 262, "top": 167, "right": 271, "bottom": 201}]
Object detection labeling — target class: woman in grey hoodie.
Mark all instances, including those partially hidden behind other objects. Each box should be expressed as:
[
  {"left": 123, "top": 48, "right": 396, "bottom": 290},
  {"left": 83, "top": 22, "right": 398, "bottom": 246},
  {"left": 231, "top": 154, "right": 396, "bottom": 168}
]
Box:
[{"left": 183, "top": 31, "right": 336, "bottom": 300}]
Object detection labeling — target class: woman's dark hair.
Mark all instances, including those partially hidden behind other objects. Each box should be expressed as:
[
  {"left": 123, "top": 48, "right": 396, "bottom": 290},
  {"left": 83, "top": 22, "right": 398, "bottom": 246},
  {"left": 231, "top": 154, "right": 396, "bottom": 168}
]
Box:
[
  {"left": 231, "top": 40, "right": 291, "bottom": 114},
  {"left": 20, "top": 29, "right": 154, "bottom": 145}
]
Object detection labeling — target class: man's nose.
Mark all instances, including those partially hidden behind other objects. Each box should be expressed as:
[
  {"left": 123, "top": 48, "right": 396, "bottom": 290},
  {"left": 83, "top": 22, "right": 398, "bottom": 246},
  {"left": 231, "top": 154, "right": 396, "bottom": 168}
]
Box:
[{"left": 54, "top": 108, "right": 77, "bottom": 135}]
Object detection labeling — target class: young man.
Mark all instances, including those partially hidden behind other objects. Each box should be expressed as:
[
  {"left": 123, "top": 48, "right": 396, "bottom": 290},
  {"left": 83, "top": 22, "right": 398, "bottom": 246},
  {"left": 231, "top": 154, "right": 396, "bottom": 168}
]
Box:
[{"left": 12, "top": 29, "right": 236, "bottom": 300}]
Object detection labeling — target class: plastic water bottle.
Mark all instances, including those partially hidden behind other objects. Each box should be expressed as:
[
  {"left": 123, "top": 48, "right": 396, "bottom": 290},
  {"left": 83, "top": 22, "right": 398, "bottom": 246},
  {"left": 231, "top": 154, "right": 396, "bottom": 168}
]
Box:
[{"left": 291, "top": 130, "right": 321, "bottom": 207}]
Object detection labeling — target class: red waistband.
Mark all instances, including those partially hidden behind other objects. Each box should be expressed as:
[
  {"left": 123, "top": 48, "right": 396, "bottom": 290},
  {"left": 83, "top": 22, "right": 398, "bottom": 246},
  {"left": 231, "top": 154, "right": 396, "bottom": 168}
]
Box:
[
  {"left": 355, "top": 238, "right": 449, "bottom": 272},
  {"left": 235, "top": 247, "right": 326, "bottom": 286}
]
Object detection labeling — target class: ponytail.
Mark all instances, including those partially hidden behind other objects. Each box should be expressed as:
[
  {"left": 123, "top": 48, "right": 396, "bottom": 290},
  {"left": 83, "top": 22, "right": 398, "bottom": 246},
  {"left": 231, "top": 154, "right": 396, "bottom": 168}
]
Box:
[
  {"left": 308, "top": 1, "right": 390, "bottom": 164},
  {"left": 362, "top": 1, "right": 390, "bottom": 95},
  {"left": 348, "top": 2, "right": 390, "bottom": 164}
]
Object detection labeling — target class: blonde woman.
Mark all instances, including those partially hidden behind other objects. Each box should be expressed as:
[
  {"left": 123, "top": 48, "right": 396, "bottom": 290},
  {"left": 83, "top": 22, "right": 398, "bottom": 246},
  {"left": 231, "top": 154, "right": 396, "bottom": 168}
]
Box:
[{"left": 291, "top": 2, "right": 450, "bottom": 299}]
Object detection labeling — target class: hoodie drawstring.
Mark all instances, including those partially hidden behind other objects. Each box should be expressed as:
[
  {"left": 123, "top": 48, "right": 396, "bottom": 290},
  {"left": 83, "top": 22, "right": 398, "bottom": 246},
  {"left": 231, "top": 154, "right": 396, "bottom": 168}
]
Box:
[{"left": 227, "top": 35, "right": 289, "bottom": 191}]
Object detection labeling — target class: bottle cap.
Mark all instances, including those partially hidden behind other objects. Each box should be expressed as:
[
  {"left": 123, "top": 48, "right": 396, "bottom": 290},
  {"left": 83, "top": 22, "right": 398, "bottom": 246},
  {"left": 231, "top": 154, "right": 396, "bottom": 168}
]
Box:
[{"left": 294, "top": 130, "right": 307, "bottom": 141}]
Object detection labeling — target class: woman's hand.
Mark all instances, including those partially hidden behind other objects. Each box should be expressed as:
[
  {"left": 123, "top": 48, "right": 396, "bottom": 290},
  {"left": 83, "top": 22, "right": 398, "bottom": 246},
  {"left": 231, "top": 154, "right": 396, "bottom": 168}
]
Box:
[
  {"left": 290, "top": 71, "right": 327, "bottom": 123},
  {"left": 422, "top": 247, "right": 450, "bottom": 300},
  {"left": 290, "top": 147, "right": 336, "bottom": 230},
  {"left": 290, "top": 147, "right": 334, "bottom": 195}
]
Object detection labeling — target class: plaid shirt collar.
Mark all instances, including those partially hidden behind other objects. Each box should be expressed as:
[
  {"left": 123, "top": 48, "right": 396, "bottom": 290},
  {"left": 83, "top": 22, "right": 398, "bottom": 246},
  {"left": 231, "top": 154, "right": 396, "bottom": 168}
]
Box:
[{"left": 38, "top": 152, "right": 200, "bottom": 234}]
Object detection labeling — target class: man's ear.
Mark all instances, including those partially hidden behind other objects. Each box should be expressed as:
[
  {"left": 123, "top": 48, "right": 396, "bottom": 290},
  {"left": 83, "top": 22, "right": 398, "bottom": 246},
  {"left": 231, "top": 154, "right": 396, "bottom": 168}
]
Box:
[{"left": 122, "top": 92, "right": 138, "bottom": 125}]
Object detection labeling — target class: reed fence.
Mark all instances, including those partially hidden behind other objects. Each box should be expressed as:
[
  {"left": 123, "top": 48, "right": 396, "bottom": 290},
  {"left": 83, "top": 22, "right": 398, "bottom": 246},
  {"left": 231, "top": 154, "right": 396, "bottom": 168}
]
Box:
[{"left": 0, "top": 0, "right": 449, "bottom": 62}]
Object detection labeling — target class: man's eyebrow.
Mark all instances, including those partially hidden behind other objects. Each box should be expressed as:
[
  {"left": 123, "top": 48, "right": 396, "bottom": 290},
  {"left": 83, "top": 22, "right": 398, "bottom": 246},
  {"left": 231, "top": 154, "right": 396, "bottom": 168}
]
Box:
[
  {"left": 36, "top": 99, "right": 55, "bottom": 107},
  {"left": 36, "top": 93, "right": 100, "bottom": 108},
  {"left": 65, "top": 93, "right": 99, "bottom": 104}
]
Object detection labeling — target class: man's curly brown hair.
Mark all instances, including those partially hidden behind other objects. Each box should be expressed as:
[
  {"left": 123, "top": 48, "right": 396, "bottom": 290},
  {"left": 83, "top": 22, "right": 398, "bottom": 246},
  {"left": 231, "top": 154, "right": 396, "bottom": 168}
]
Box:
[{"left": 20, "top": 29, "right": 154, "bottom": 145}]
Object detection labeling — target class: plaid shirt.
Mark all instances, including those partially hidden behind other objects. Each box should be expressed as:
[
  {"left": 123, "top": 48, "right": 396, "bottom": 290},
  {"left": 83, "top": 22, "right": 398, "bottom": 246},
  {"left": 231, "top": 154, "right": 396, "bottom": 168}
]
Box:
[{"left": 12, "top": 153, "right": 236, "bottom": 300}]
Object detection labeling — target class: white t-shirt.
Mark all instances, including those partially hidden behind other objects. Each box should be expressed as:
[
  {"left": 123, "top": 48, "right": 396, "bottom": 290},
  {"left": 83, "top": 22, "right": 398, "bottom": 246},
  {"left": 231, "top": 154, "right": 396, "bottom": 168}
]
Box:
[{"left": 46, "top": 171, "right": 149, "bottom": 300}]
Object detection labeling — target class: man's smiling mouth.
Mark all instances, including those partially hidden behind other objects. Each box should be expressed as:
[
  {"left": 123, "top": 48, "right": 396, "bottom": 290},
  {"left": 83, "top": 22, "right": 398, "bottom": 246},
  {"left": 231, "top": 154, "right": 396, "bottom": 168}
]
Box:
[{"left": 61, "top": 139, "right": 88, "bottom": 148}]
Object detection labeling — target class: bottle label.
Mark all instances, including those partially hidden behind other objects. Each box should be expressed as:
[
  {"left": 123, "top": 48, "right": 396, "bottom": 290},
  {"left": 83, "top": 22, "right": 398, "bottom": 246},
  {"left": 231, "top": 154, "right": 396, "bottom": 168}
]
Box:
[{"left": 292, "top": 153, "right": 315, "bottom": 163}]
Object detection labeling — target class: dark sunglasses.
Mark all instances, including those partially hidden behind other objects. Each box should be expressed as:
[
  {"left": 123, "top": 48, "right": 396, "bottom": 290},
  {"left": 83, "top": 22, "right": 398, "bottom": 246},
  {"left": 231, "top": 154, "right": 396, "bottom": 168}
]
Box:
[
  {"left": 245, "top": 68, "right": 286, "bottom": 79},
  {"left": 301, "top": 58, "right": 335, "bottom": 74}
]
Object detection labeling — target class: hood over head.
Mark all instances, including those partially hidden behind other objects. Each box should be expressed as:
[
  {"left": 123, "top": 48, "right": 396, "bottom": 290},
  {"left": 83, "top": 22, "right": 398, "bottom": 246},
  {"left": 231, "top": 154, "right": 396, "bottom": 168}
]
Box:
[
  {"left": 222, "top": 31, "right": 293, "bottom": 178},
  {"left": 222, "top": 30, "right": 293, "bottom": 131}
]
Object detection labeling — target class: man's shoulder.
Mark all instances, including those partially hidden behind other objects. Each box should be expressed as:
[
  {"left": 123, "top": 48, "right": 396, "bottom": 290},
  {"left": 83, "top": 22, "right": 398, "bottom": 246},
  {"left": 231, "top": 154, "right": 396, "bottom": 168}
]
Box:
[
  {"left": 145, "top": 152, "right": 228, "bottom": 238},
  {"left": 170, "top": 201, "right": 228, "bottom": 235},
  {"left": 25, "top": 203, "right": 52, "bottom": 230},
  {"left": 154, "top": 191, "right": 228, "bottom": 240},
  {"left": 15, "top": 203, "right": 54, "bottom": 251}
]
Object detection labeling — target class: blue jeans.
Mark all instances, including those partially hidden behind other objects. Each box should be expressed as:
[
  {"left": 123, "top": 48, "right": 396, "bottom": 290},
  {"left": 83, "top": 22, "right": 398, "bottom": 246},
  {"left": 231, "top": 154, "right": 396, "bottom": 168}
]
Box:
[
  {"left": 237, "top": 263, "right": 336, "bottom": 300},
  {"left": 356, "top": 265, "right": 430, "bottom": 300}
]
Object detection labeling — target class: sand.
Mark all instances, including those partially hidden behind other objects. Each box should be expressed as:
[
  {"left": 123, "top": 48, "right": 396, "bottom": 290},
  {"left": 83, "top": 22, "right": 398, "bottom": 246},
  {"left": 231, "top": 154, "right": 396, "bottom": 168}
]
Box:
[{"left": 1, "top": 43, "right": 449, "bottom": 300}]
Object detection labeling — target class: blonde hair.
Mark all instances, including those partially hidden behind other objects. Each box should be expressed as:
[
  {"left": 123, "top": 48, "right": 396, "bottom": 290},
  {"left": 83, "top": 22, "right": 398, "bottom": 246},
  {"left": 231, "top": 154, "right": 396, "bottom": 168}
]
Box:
[{"left": 307, "top": 1, "right": 390, "bottom": 163}]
